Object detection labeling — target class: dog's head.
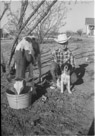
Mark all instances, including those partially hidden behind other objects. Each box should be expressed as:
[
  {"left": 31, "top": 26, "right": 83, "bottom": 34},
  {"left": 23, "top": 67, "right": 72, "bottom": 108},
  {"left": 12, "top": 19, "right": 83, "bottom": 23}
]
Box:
[{"left": 61, "top": 63, "right": 72, "bottom": 73}]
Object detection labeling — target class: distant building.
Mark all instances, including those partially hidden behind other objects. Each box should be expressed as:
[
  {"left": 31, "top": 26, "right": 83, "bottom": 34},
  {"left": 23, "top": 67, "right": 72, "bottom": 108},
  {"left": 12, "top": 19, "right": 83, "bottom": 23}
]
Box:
[{"left": 85, "top": 18, "right": 95, "bottom": 36}]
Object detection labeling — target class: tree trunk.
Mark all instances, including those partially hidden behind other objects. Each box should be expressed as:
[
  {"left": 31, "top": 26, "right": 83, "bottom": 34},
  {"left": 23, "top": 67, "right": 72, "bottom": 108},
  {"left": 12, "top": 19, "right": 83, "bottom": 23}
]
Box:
[
  {"left": 0, "top": 8, "right": 7, "bottom": 21},
  {"left": 16, "top": 0, "right": 28, "bottom": 45},
  {"left": 8, "top": 0, "right": 45, "bottom": 66}
]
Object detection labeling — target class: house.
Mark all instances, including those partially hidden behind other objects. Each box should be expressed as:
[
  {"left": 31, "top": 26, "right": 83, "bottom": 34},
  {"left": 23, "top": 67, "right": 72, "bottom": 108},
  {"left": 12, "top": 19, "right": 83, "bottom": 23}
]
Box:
[{"left": 85, "top": 18, "right": 95, "bottom": 36}]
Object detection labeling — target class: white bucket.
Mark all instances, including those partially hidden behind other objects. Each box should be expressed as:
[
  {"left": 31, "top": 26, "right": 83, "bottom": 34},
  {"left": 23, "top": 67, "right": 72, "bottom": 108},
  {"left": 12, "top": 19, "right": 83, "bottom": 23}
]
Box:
[{"left": 6, "top": 87, "right": 32, "bottom": 109}]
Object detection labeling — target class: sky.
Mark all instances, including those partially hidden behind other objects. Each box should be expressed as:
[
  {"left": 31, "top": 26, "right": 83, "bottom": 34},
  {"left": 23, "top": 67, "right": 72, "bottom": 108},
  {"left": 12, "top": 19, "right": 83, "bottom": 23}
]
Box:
[
  {"left": 60, "top": 1, "right": 94, "bottom": 33},
  {"left": 0, "top": 0, "right": 94, "bottom": 33}
]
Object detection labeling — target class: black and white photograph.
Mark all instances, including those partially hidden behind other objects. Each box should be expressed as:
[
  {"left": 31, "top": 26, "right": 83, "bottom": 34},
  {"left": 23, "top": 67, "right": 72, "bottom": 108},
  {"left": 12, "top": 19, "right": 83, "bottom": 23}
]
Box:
[{"left": 1, "top": 0, "right": 94, "bottom": 135}]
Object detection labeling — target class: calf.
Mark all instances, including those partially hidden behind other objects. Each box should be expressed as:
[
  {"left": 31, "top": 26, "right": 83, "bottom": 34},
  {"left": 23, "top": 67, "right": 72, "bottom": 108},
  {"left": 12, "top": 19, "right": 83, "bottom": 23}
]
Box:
[{"left": 13, "top": 36, "right": 41, "bottom": 94}]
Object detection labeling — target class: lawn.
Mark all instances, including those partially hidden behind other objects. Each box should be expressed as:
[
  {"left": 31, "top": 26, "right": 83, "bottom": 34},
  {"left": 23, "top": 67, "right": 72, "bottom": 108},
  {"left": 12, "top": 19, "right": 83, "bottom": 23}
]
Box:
[{"left": 1, "top": 35, "right": 94, "bottom": 135}]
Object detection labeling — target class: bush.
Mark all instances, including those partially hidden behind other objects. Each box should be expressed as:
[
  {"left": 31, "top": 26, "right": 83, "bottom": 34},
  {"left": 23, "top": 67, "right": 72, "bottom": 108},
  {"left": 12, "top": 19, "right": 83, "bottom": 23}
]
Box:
[
  {"left": 66, "top": 31, "right": 74, "bottom": 37},
  {"left": 77, "top": 29, "right": 83, "bottom": 36}
]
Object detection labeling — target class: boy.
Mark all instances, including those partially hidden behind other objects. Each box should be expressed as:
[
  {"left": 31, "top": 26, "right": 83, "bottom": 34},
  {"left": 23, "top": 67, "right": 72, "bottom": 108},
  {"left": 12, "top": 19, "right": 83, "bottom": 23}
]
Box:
[{"left": 50, "top": 33, "right": 75, "bottom": 89}]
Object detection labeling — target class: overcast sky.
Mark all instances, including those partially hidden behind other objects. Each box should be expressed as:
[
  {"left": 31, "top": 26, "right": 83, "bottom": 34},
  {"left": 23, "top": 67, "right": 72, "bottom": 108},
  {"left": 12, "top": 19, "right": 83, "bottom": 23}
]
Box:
[
  {"left": 0, "top": 0, "right": 94, "bottom": 33},
  {"left": 60, "top": 1, "right": 94, "bottom": 33}
]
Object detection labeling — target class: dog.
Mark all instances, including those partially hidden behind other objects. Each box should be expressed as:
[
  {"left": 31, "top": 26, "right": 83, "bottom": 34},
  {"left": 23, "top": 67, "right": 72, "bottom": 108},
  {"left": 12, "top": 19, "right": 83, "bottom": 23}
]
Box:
[{"left": 57, "top": 63, "right": 72, "bottom": 94}]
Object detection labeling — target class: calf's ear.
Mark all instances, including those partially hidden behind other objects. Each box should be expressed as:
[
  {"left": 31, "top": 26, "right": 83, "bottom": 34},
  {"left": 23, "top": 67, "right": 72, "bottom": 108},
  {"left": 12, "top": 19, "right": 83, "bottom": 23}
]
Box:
[{"left": 23, "top": 80, "right": 26, "bottom": 87}]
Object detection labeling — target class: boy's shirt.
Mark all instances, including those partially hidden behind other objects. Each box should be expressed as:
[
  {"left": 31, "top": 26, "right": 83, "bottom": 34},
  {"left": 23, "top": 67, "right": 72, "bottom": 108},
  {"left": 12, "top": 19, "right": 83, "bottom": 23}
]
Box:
[{"left": 51, "top": 47, "right": 75, "bottom": 67}]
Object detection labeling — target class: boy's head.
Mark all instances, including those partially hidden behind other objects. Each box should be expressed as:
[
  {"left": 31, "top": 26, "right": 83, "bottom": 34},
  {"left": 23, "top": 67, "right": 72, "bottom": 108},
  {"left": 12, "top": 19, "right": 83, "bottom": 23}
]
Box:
[
  {"left": 54, "top": 33, "right": 71, "bottom": 50},
  {"left": 60, "top": 41, "right": 68, "bottom": 50}
]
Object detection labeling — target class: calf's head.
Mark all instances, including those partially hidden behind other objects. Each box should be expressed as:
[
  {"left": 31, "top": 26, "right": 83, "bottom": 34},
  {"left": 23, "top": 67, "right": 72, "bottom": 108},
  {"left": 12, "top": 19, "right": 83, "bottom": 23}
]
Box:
[{"left": 13, "top": 79, "right": 26, "bottom": 95}]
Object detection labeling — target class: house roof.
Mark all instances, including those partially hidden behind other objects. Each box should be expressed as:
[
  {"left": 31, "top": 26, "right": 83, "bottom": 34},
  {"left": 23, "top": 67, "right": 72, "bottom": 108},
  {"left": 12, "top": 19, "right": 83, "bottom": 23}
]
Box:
[{"left": 85, "top": 18, "right": 95, "bottom": 25}]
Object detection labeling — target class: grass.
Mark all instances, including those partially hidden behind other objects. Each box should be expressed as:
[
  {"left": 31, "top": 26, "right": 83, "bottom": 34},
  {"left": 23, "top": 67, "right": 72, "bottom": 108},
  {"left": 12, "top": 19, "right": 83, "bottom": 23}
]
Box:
[{"left": 1, "top": 35, "right": 94, "bottom": 135}]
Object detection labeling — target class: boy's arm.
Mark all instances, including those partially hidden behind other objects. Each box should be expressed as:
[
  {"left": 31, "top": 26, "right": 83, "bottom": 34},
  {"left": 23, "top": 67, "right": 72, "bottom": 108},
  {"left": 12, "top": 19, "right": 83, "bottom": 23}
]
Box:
[
  {"left": 70, "top": 51, "right": 75, "bottom": 68},
  {"left": 61, "top": 75, "right": 64, "bottom": 93},
  {"left": 51, "top": 48, "right": 57, "bottom": 62}
]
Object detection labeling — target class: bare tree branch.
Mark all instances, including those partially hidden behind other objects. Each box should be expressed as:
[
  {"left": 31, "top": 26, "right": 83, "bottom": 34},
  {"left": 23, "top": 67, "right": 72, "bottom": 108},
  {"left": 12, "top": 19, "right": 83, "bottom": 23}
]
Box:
[
  {"left": 0, "top": 8, "right": 7, "bottom": 21},
  {"left": 34, "top": 1, "right": 66, "bottom": 42},
  {"left": 8, "top": 0, "right": 45, "bottom": 66},
  {"left": 28, "top": 0, "right": 57, "bottom": 35},
  {"left": 0, "top": 2, "right": 10, "bottom": 21},
  {"left": 7, "top": 0, "right": 28, "bottom": 36},
  {"left": 18, "top": 0, "right": 28, "bottom": 30},
  {"left": 8, "top": 9, "right": 19, "bottom": 23}
]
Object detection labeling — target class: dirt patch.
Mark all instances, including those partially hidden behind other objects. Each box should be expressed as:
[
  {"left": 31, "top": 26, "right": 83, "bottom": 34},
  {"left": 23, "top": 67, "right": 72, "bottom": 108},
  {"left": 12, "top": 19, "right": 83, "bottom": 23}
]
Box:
[{"left": 1, "top": 36, "right": 94, "bottom": 135}]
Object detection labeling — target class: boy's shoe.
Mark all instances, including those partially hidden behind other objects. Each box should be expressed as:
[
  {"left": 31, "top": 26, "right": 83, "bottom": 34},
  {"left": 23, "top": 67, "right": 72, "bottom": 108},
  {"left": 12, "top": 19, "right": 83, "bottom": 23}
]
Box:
[
  {"left": 42, "top": 95, "right": 47, "bottom": 102},
  {"left": 50, "top": 82, "right": 57, "bottom": 89}
]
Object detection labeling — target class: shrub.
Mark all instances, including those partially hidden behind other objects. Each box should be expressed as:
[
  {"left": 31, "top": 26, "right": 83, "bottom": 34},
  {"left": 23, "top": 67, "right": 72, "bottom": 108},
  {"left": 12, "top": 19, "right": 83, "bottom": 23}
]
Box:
[{"left": 77, "top": 29, "right": 83, "bottom": 36}]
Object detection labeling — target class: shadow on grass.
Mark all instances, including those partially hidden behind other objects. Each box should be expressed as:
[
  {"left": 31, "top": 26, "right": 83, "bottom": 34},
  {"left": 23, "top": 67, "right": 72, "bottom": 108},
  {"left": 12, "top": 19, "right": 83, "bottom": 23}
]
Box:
[
  {"left": 75, "top": 50, "right": 93, "bottom": 59},
  {"left": 74, "top": 63, "right": 88, "bottom": 85},
  {"left": 31, "top": 71, "right": 52, "bottom": 104},
  {"left": 70, "top": 63, "right": 88, "bottom": 90},
  {"left": 32, "top": 63, "right": 88, "bottom": 103},
  {"left": 6, "top": 63, "right": 88, "bottom": 104},
  {"left": 78, "top": 119, "right": 95, "bottom": 136},
  {"left": 87, "top": 119, "right": 94, "bottom": 135}
]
